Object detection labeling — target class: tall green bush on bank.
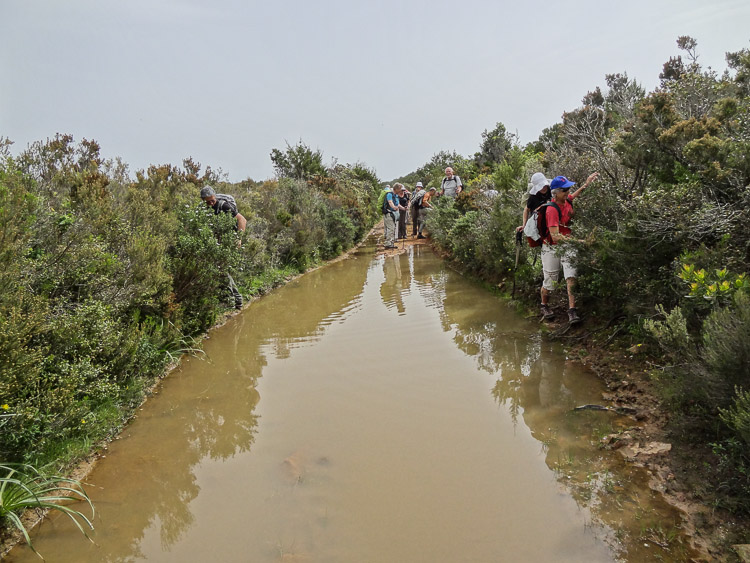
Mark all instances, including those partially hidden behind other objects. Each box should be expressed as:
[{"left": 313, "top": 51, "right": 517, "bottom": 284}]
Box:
[{"left": 0, "top": 135, "right": 380, "bottom": 468}]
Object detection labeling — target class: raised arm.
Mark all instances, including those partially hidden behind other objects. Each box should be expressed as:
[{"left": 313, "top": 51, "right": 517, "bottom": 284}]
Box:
[{"left": 569, "top": 172, "right": 599, "bottom": 200}]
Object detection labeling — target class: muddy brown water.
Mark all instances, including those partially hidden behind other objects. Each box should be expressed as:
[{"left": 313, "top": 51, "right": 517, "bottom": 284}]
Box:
[{"left": 7, "top": 240, "right": 695, "bottom": 562}]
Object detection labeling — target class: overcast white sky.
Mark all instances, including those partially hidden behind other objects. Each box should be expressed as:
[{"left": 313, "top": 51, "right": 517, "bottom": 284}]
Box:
[{"left": 2, "top": 0, "right": 748, "bottom": 181}]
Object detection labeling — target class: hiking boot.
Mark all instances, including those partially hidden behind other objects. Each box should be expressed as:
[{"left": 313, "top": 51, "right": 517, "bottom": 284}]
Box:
[
  {"left": 540, "top": 304, "right": 554, "bottom": 320},
  {"left": 568, "top": 307, "right": 581, "bottom": 325},
  {"left": 417, "top": 234, "right": 426, "bottom": 239}
]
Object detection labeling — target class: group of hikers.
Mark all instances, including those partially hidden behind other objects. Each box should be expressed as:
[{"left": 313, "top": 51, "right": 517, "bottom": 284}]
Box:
[
  {"left": 198, "top": 165, "right": 599, "bottom": 325},
  {"left": 379, "top": 167, "right": 599, "bottom": 325},
  {"left": 516, "top": 171, "right": 599, "bottom": 325},
  {"left": 381, "top": 167, "right": 463, "bottom": 248}
]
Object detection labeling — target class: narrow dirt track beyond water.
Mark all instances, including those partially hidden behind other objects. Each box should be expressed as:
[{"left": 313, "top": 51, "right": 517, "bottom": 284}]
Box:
[{"left": 7, "top": 238, "right": 694, "bottom": 562}]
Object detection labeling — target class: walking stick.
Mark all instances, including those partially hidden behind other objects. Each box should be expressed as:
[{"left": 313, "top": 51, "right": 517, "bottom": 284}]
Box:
[{"left": 512, "top": 229, "right": 523, "bottom": 297}]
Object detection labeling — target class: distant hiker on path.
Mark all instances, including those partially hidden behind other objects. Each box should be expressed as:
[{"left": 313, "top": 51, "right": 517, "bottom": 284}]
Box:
[
  {"left": 200, "top": 185, "right": 247, "bottom": 309},
  {"left": 439, "top": 167, "right": 462, "bottom": 198},
  {"left": 383, "top": 183, "right": 405, "bottom": 249},
  {"left": 411, "top": 182, "right": 426, "bottom": 237},
  {"left": 417, "top": 187, "right": 437, "bottom": 239},
  {"left": 397, "top": 184, "right": 411, "bottom": 240},
  {"left": 517, "top": 172, "right": 551, "bottom": 232},
  {"left": 540, "top": 172, "right": 599, "bottom": 324}
]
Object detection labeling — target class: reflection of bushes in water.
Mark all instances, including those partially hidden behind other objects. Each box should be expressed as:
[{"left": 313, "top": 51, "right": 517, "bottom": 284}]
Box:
[{"left": 0, "top": 135, "right": 380, "bottom": 471}]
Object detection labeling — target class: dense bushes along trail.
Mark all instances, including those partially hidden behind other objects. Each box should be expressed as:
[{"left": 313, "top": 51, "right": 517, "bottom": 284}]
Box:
[{"left": 0, "top": 138, "right": 381, "bottom": 473}]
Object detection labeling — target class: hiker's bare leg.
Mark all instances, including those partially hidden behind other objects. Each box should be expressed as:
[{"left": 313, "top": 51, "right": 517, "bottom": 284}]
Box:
[
  {"left": 541, "top": 286, "right": 550, "bottom": 305},
  {"left": 566, "top": 277, "right": 576, "bottom": 309}
]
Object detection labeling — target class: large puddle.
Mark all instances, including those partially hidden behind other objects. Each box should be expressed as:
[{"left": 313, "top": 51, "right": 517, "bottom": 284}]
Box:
[{"left": 7, "top": 241, "right": 694, "bottom": 562}]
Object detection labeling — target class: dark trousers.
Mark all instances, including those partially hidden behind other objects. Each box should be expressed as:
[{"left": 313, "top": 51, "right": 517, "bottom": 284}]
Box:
[
  {"left": 398, "top": 209, "right": 408, "bottom": 239},
  {"left": 411, "top": 208, "right": 419, "bottom": 236},
  {"left": 227, "top": 274, "right": 242, "bottom": 309}
]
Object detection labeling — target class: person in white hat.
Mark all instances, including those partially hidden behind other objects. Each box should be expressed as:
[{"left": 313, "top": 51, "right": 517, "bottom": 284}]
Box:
[{"left": 516, "top": 172, "right": 551, "bottom": 232}]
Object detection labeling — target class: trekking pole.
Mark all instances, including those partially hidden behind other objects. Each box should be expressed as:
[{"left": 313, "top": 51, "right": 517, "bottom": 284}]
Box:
[
  {"left": 512, "top": 229, "right": 523, "bottom": 297},
  {"left": 402, "top": 208, "right": 406, "bottom": 250}
]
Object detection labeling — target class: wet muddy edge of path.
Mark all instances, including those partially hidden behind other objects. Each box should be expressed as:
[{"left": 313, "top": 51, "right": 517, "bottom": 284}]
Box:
[
  {"left": 0, "top": 224, "right": 393, "bottom": 558},
  {"left": 428, "top": 236, "right": 748, "bottom": 562}
]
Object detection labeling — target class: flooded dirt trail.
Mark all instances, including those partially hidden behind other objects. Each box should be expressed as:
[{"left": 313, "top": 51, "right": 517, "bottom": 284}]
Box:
[{"left": 7, "top": 240, "right": 694, "bottom": 562}]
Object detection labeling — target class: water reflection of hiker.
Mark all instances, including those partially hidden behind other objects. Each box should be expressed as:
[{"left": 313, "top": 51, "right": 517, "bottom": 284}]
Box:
[
  {"left": 519, "top": 342, "right": 575, "bottom": 441},
  {"left": 380, "top": 254, "right": 406, "bottom": 313},
  {"left": 383, "top": 183, "right": 405, "bottom": 249},
  {"left": 540, "top": 173, "right": 599, "bottom": 324},
  {"left": 200, "top": 186, "right": 247, "bottom": 309},
  {"left": 516, "top": 172, "right": 551, "bottom": 232}
]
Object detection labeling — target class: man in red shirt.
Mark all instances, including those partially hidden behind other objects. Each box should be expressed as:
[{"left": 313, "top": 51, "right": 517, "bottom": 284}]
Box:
[{"left": 540, "top": 172, "right": 599, "bottom": 324}]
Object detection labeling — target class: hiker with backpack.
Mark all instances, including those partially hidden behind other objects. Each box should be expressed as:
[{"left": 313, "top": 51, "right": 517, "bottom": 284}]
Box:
[
  {"left": 383, "top": 183, "right": 406, "bottom": 249},
  {"left": 538, "top": 172, "right": 599, "bottom": 324},
  {"left": 439, "top": 167, "right": 463, "bottom": 198},
  {"left": 417, "top": 187, "right": 437, "bottom": 239},
  {"left": 397, "top": 185, "right": 412, "bottom": 240},
  {"left": 200, "top": 185, "right": 247, "bottom": 309},
  {"left": 410, "top": 182, "right": 426, "bottom": 237},
  {"left": 516, "top": 172, "right": 551, "bottom": 232}
]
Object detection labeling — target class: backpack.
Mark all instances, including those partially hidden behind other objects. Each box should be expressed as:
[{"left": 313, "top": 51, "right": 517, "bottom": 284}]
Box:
[
  {"left": 214, "top": 194, "right": 238, "bottom": 215},
  {"left": 441, "top": 175, "right": 461, "bottom": 194},
  {"left": 377, "top": 189, "right": 389, "bottom": 213},
  {"left": 380, "top": 190, "right": 396, "bottom": 214},
  {"left": 524, "top": 201, "right": 565, "bottom": 247},
  {"left": 410, "top": 189, "right": 426, "bottom": 209}
]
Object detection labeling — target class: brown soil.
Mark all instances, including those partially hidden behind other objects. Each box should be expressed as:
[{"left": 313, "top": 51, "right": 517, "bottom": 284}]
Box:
[
  {"left": 370, "top": 218, "right": 430, "bottom": 256},
  {"left": 557, "top": 322, "right": 750, "bottom": 562}
]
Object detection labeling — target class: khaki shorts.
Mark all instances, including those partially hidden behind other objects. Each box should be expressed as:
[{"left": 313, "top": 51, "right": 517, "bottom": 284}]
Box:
[{"left": 541, "top": 244, "right": 577, "bottom": 290}]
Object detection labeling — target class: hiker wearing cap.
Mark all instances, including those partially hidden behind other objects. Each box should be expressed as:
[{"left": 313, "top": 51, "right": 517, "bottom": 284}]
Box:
[
  {"left": 397, "top": 185, "right": 411, "bottom": 240},
  {"left": 540, "top": 172, "right": 599, "bottom": 324},
  {"left": 517, "top": 172, "right": 552, "bottom": 232},
  {"left": 410, "top": 182, "right": 426, "bottom": 237},
  {"left": 439, "top": 167, "right": 463, "bottom": 198},
  {"left": 383, "top": 183, "right": 405, "bottom": 249},
  {"left": 417, "top": 187, "right": 437, "bottom": 238},
  {"left": 200, "top": 185, "right": 247, "bottom": 309}
]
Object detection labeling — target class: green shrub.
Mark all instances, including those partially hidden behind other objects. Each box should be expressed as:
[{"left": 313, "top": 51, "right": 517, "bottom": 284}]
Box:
[{"left": 0, "top": 463, "right": 95, "bottom": 557}]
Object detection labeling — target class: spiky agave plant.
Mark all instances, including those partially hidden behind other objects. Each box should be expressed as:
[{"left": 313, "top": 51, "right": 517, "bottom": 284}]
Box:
[{"left": 0, "top": 463, "right": 95, "bottom": 559}]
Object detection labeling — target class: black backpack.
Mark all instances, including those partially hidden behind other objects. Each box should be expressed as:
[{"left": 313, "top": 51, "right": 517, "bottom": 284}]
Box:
[
  {"left": 214, "top": 194, "right": 238, "bottom": 215},
  {"left": 382, "top": 191, "right": 395, "bottom": 214}
]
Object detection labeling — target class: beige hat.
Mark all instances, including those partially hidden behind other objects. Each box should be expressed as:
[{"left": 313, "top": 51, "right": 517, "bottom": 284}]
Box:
[{"left": 528, "top": 172, "right": 551, "bottom": 195}]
